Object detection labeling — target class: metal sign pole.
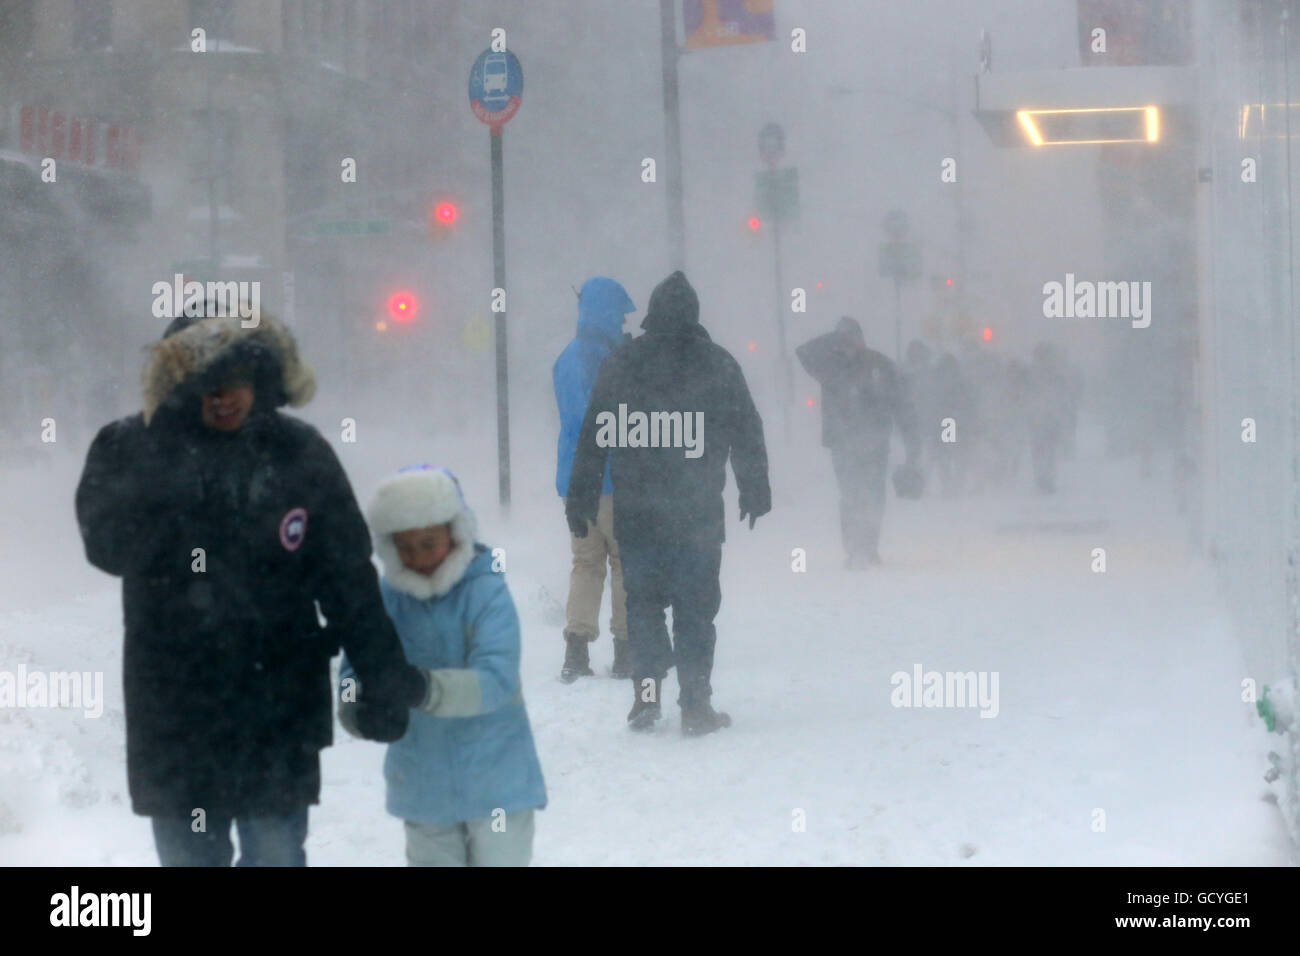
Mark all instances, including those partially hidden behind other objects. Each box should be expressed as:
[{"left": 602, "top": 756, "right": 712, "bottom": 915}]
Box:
[
  {"left": 491, "top": 128, "right": 510, "bottom": 510},
  {"left": 660, "top": 0, "right": 687, "bottom": 271},
  {"left": 469, "top": 46, "right": 522, "bottom": 511}
]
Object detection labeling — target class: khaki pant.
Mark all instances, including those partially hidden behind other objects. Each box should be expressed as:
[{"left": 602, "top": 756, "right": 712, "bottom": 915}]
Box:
[
  {"left": 565, "top": 494, "right": 627, "bottom": 642},
  {"left": 404, "top": 810, "right": 535, "bottom": 867}
]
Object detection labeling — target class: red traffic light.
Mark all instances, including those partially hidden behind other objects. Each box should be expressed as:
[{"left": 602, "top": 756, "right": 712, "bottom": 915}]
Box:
[
  {"left": 747, "top": 215, "right": 761, "bottom": 232},
  {"left": 386, "top": 290, "right": 418, "bottom": 323},
  {"left": 433, "top": 201, "right": 458, "bottom": 225},
  {"left": 982, "top": 326, "right": 993, "bottom": 342}
]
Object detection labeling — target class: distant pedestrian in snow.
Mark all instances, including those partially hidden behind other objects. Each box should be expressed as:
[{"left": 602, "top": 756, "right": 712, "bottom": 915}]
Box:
[
  {"left": 929, "top": 351, "right": 975, "bottom": 497},
  {"left": 552, "top": 278, "right": 636, "bottom": 683},
  {"left": 900, "top": 339, "right": 936, "bottom": 478},
  {"left": 74, "top": 310, "right": 428, "bottom": 866},
  {"left": 1027, "top": 342, "right": 1070, "bottom": 494},
  {"left": 796, "top": 316, "right": 920, "bottom": 568},
  {"left": 339, "top": 466, "right": 546, "bottom": 866},
  {"left": 567, "top": 271, "right": 771, "bottom": 735}
]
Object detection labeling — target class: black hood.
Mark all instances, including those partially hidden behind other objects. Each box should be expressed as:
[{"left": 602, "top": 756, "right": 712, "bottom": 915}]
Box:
[{"left": 641, "top": 271, "right": 700, "bottom": 333}]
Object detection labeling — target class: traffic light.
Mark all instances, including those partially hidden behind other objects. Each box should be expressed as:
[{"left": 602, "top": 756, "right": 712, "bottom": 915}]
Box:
[
  {"left": 429, "top": 199, "right": 460, "bottom": 239},
  {"left": 982, "top": 326, "right": 993, "bottom": 342},
  {"left": 433, "top": 200, "right": 458, "bottom": 225},
  {"left": 746, "top": 215, "right": 761, "bottom": 233},
  {"left": 386, "top": 290, "right": 419, "bottom": 323}
]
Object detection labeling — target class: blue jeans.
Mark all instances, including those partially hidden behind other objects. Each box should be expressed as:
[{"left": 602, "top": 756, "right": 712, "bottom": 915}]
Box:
[
  {"left": 618, "top": 540, "right": 722, "bottom": 708},
  {"left": 151, "top": 807, "right": 309, "bottom": 866}
]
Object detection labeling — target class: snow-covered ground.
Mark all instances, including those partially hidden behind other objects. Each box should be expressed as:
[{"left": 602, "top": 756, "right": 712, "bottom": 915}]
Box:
[{"left": 0, "top": 417, "right": 1291, "bottom": 865}]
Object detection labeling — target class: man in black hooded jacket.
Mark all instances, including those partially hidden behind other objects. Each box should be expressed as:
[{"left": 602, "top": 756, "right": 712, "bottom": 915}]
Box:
[
  {"left": 796, "top": 316, "right": 920, "bottom": 567},
  {"left": 75, "top": 309, "right": 428, "bottom": 866},
  {"left": 566, "top": 271, "right": 771, "bottom": 735}
]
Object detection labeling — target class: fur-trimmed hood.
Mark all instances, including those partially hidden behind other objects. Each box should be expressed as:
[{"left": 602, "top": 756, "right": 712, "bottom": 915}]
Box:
[
  {"left": 142, "top": 312, "right": 316, "bottom": 425},
  {"left": 367, "top": 466, "right": 479, "bottom": 601}
]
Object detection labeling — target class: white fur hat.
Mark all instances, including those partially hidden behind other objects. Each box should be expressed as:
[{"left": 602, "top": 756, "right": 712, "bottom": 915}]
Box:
[{"left": 368, "top": 466, "right": 479, "bottom": 600}]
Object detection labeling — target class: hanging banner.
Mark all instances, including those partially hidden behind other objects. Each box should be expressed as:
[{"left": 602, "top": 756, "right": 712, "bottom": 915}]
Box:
[{"left": 683, "top": 0, "right": 775, "bottom": 49}]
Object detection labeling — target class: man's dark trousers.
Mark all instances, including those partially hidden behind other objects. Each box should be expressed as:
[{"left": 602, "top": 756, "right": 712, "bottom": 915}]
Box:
[
  {"left": 619, "top": 541, "right": 723, "bottom": 708},
  {"left": 151, "top": 807, "right": 309, "bottom": 866},
  {"left": 830, "top": 441, "right": 890, "bottom": 560}
]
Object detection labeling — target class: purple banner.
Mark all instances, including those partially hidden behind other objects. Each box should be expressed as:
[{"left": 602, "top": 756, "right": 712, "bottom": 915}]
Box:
[{"left": 683, "top": 0, "right": 775, "bottom": 49}]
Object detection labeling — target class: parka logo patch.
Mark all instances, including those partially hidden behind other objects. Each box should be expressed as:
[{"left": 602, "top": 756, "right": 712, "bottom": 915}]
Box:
[{"left": 279, "top": 507, "right": 308, "bottom": 551}]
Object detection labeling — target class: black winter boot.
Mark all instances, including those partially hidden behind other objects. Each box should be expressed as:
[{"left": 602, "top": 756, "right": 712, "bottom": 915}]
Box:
[
  {"left": 610, "top": 638, "right": 632, "bottom": 680},
  {"left": 681, "top": 701, "right": 731, "bottom": 737},
  {"left": 560, "top": 632, "right": 594, "bottom": 683},
  {"left": 627, "top": 677, "right": 662, "bottom": 731}
]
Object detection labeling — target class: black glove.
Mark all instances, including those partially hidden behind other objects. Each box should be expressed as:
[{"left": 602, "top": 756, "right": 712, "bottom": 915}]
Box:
[
  {"left": 349, "top": 665, "right": 429, "bottom": 742},
  {"left": 567, "top": 510, "right": 594, "bottom": 538},
  {"left": 739, "top": 497, "right": 770, "bottom": 530},
  {"left": 352, "top": 699, "right": 409, "bottom": 742},
  {"left": 392, "top": 663, "right": 432, "bottom": 709}
]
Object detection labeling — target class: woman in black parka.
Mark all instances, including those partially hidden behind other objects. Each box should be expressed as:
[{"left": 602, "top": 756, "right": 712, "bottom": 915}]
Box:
[{"left": 75, "top": 310, "right": 427, "bottom": 865}]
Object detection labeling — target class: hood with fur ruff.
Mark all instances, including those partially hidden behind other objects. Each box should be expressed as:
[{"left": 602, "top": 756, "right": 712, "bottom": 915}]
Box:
[
  {"left": 142, "top": 312, "right": 316, "bottom": 425},
  {"left": 367, "top": 466, "right": 479, "bottom": 600}
]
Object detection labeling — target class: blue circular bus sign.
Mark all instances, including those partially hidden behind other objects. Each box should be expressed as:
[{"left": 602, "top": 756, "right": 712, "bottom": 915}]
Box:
[{"left": 469, "top": 48, "right": 523, "bottom": 129}]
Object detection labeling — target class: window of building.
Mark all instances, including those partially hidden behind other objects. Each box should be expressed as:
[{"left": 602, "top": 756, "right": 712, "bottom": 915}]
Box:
[
  {"left": 72, "top": 0, "right": 113, "bottom": 51},
  {"left": 281, "top": 0, "right": 296, "bottom": 54},
  {"left": 189, "top": 0, "right": 234, "bottom": 43},
  {"left": 0, "top": 1, "right": 37, "bottom": 59},
  {"left": 188, "top": 108, "right": 236, "bottom": 210}
]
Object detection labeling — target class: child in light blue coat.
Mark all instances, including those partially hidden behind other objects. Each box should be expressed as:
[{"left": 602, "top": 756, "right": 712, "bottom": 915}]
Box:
[{"left": 339, "top": 465, "right": 546, "bottom": 866}]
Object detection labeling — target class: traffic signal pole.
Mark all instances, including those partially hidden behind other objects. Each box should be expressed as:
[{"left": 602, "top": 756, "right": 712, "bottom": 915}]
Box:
[
  {"left": 894, "top": 275, "right": 903, "bottom": 364},
  {"left": 491, "top": 128, "right": 511, "bottom": 510},
  {"left": 660, "top": 0, "right": 687, "bottom": 271},
  {"left": 772, "top": 217, "right": 792, "bottom": 443}
]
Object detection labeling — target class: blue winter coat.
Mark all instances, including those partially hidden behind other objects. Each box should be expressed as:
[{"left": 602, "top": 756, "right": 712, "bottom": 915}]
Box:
[
  {"left": 340, "top": 545, "right": 547, "bottom": 826},
  {"left": 553, "top": 277, "right": 636, "bottom": 497}
]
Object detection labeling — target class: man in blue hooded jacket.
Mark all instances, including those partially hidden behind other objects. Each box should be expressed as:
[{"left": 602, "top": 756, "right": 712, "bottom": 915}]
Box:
[{"left": 553, "top": 277, "right": 636, "bottom": 682}]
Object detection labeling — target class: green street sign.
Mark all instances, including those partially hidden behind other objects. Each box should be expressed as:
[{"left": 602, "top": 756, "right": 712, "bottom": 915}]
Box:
[
  {"left": 312, "top": 219, "right": 391, "bottom": 236},
  {"left": 755, "top": 167, "right": 799, "bottom": 223}
]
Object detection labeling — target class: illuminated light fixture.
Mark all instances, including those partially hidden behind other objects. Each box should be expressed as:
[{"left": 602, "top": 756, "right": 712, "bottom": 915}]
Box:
[
  {"left": 386, "top": 290, "right": 418, "bottom": 323},
  {"left": 1238, "top": 103, "right": 1300, "bottom": 140},
  {"left": 1015, "top": 106, "right": 1160, "bottom": 146}
]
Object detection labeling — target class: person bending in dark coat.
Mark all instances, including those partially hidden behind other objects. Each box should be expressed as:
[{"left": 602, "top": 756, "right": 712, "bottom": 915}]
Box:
[
  {"left": 797, "top": 316, "right": 920, "bottom": 568},
  {"left": 566, "top": 271, "right": 771, "bottom": 736},
  {"left": 75, "top": 309, "right": 428, "bottom": 866}
]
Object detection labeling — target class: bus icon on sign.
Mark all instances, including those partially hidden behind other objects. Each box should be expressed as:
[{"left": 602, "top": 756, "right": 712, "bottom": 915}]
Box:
[{"left": 483, "top": 54, "right": 509, "bottom": 95}]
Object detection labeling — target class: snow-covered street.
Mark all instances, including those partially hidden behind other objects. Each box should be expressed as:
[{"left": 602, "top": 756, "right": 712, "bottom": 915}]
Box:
[{"left": 1, "top": 424, "right": 1288, "bottom": 866}]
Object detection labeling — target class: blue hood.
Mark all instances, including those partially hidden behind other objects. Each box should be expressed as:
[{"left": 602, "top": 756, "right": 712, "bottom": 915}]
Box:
[{"left": 576, "top": 277, "right": 635, "bottom": 343}]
